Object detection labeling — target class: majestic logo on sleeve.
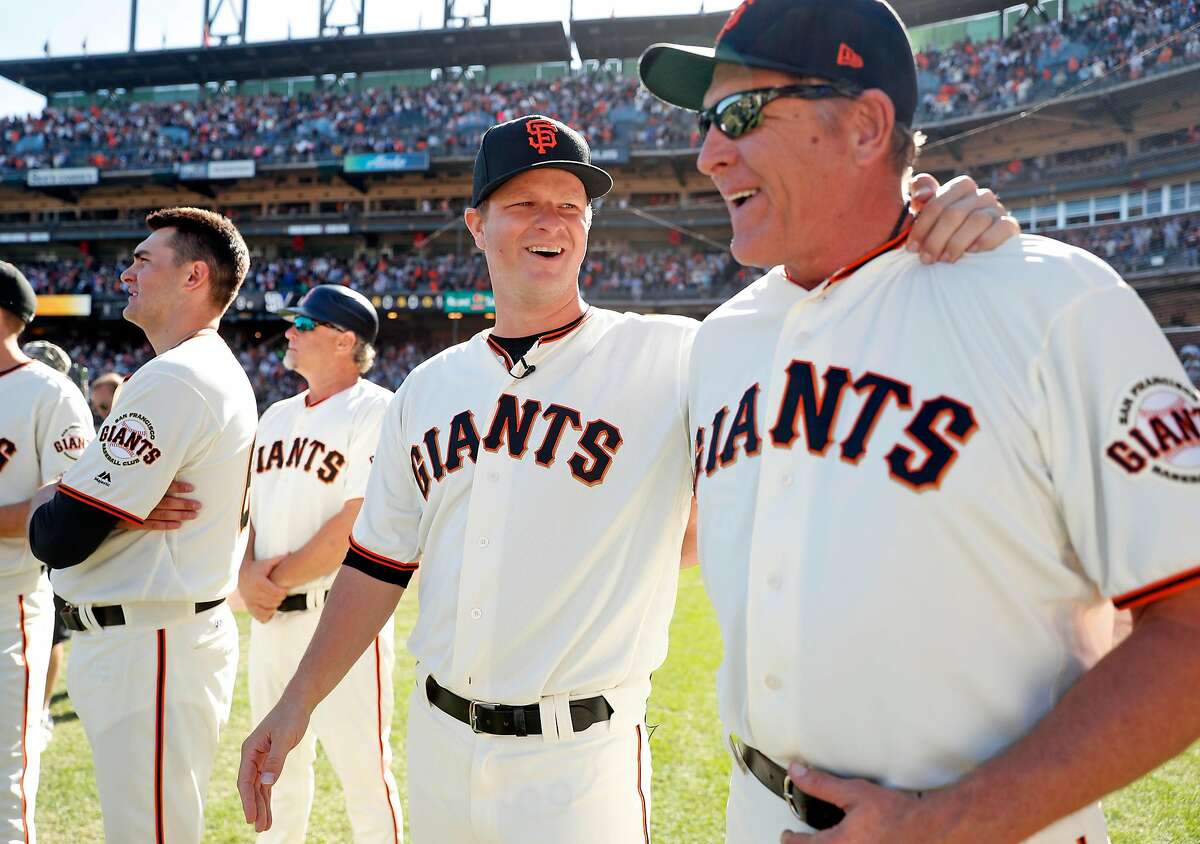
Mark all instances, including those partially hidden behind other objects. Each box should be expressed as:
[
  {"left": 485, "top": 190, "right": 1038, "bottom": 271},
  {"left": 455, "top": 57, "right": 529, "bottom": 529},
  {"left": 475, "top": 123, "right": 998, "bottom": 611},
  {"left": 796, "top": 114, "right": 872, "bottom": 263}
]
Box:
[
  {"left": 1105, "top": 377, "right": 1200, "bottom": 483},
  {"left": 53, "top": 424, "right": 88, "bottom": 460},
  {"left": 409, "top": 392, "right": 624, "bottom": 499},
  {"left": 694, "top": 360, "right": 978, "bottom": 492},
  {"left": 98, "top": 412, "right": 162, "bottom": 467}
]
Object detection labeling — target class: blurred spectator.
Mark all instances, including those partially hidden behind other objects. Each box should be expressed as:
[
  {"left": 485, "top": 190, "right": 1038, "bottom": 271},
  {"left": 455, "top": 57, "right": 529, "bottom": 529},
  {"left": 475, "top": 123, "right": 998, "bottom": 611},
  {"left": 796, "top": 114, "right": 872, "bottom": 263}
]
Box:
[{"left": 89, "top": 371, "right": 122, "bottom": 424}]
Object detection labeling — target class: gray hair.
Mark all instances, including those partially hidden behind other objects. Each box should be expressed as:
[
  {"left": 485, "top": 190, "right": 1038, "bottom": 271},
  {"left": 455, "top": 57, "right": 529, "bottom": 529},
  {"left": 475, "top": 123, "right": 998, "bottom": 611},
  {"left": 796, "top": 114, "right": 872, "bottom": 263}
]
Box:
[{"left": 353, "top": 337, "right": 376, "bottom": 374}]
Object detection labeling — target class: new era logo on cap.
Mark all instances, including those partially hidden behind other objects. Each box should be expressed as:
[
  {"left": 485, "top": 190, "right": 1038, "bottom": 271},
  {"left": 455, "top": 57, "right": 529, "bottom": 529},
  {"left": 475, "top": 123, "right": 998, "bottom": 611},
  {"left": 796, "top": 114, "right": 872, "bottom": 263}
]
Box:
[
  {"left": 717, "top": 0, "right": 757, "bottom": 42},
  {"left": 526, "top": 118, "right": 559, "bottom": 155},
  {"left": 837, "top": 43, "right": 864, "bottom": 68}
]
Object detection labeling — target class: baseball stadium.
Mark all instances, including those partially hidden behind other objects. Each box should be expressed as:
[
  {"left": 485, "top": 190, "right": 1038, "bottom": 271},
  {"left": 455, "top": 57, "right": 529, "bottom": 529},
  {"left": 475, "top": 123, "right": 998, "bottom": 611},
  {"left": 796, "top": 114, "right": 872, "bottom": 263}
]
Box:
[{"left": 2, "top": 0, "right": 1199, "bottom": 841}]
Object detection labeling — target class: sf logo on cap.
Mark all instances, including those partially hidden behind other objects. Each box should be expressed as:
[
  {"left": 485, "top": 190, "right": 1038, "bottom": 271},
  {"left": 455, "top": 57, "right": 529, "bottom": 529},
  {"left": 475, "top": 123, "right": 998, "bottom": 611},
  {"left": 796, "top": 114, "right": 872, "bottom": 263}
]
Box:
[{"left": 526, "top": 119, "right": 559, "bottom": 155}]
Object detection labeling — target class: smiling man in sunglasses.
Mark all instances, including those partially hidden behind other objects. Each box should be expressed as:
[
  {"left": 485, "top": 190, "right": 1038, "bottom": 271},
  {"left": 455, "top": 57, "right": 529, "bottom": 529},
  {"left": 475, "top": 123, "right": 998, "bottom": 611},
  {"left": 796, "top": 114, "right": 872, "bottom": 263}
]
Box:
[{"left": 641, "top": 0, "right": 1200, "bottom": 841}]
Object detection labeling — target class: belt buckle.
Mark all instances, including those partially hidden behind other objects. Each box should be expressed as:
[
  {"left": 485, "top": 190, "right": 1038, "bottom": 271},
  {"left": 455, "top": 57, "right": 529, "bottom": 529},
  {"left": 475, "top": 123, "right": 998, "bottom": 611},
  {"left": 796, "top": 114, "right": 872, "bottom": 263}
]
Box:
[
  {"left": 728, "top": 734, "right": 749, "bottom": 775},
  {"left": 61, "top": 603, "right": 82, "bottom": 630},
  {"left": 782, "top": 773, "right": 805, "bottom": 821},
  {"left": 468, "top": 700, "right": 494, "bottom": 734}
]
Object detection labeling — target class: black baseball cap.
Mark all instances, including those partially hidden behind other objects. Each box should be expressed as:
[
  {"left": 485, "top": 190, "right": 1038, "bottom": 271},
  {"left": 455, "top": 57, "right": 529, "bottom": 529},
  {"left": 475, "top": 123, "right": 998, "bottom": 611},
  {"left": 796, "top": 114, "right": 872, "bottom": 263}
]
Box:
[
  {"left": 0, "top": 261, "right": 37, "bottom": 324},
  {"left": 639, "top": 0, "right": 918, "bottom": 126},
  {"left": 279, "top": 284, "right": 379, "bottom": 344},
  {"left": 471, "top": 114, "right": 614, "bottom": 208}
]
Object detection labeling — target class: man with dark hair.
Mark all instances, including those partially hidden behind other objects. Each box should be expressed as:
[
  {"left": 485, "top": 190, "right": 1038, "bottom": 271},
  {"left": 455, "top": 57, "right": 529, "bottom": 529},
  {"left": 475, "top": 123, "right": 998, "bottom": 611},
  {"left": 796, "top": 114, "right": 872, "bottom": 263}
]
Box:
[
  {"left": 0, "top": 263, "right": 93, "bottom": 844},
  {"left": 27, "top": 207, "right": 258, "bottom": 843}
]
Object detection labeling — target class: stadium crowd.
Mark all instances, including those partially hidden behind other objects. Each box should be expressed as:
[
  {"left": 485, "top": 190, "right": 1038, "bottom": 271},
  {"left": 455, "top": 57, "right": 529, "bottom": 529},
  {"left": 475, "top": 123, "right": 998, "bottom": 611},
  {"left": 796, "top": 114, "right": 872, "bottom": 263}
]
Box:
[
  {"left": 20, "top": 247, "right": 758, "bottom": 300},
  {"left": 1047, "top": 211, "right": 1200, "bottom": 274},
  {"left": 0, "top": 0, "right": 1197, "bottom": 172},
  {"left": 45, "top": 326, "right": 437, "bottom": 412}
]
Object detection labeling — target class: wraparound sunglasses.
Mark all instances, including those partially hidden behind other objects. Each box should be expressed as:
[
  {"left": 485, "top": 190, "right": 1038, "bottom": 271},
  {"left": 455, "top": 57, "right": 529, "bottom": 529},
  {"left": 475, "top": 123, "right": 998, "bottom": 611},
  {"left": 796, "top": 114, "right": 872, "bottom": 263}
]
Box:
[{"left": 698, "top": 82, "right": 863, "bottom": 139}]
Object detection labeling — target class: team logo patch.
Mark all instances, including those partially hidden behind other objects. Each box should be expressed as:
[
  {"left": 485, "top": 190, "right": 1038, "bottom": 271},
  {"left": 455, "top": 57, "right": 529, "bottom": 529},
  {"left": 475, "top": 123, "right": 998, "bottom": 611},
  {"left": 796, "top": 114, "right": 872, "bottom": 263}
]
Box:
[
  {"left": 53, "top": 423, "right": 88, "bottom": 461},
  {"left": 526, "top": 118, "right": 558, "bottom": 155},
  {"left": 1104, "top": 376, "right": 1200, "bottom": 483},
  {"left": 98, "top": 412, "right": 163, "bottom": 467}
]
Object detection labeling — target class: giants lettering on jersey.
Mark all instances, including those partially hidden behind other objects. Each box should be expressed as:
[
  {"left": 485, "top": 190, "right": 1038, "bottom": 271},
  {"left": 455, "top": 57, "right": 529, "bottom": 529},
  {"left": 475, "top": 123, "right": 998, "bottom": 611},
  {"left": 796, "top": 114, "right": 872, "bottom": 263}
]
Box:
[
  {"left": 98, "top": 412, "right": 162, "bottom": 467},
  {"left": 54, "top": 424, "right": 88, "bottom": 459},
  {"left": 695, "top": 360, "right": 978, "bottom": 492},
  {"left": 409, "top": 392, "right": 624, "bottom": 499},
  {"left": 255, "top": 437, "right": 346, "bottom": 484},
  {"left": 0, "top": 437, "right": 14, "bottom": 471}
]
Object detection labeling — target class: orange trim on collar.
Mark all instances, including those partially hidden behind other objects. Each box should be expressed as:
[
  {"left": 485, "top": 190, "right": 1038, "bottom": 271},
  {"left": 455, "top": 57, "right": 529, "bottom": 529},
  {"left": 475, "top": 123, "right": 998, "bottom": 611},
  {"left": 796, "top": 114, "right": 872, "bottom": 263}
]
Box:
[
  {"left": 785, "top": 220, "right": 913, "bottom": 290},
  {"left": 484, "top": 310, "right": 591, "bottom": 370}
]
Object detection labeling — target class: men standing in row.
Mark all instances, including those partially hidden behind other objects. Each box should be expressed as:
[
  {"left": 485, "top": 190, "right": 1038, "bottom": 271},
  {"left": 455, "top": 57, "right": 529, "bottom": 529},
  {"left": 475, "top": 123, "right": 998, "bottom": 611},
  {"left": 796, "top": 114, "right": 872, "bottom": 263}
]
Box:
[
  {"left": 640, "top": 0, "right": 1200, "bottom": 839},
  {"left": 28, "top": 208, "right": 258, "bottom": 843},
  {"left": 238, "top": 114, "right": 1017, "bottom": 842},
  {"left": 0, "top": 263, "right": 93, "bottom": 844},
  {"left": 239, "top": 284, "right": 402, "bottom": 843}
]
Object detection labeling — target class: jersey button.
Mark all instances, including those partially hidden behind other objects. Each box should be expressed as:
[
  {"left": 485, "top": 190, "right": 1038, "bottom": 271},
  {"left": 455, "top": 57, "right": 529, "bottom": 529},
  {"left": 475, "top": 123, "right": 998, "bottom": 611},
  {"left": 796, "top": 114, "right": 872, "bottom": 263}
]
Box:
[
  {"left": 764, "top": 674, "right": 782, "bottom": 691},
  {"left": 470, "top": 608, "right": 482, "bottom": 620},
  {"left": 478, "top": 537, "right": 489, "bottom": 548}
]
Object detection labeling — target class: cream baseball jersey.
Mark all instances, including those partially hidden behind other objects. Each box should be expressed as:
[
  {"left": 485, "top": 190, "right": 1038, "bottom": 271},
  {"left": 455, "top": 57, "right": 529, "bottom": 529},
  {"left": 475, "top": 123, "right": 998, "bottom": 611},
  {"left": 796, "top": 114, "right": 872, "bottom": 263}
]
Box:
[
  {"left": 691, "top": 234, "right": 1200, "bottom": 793},
  {"left": 52, "top": 330, "right": 257, "bottom": 604},
  {"left": 250, "top": 378, "right": 392, "bottom": 584},
  {"left": 348, "top": 308, "right": 696, "bottom": 704},
  {"left": 0, "top": 360, "right": 92, "bottom": 581}
]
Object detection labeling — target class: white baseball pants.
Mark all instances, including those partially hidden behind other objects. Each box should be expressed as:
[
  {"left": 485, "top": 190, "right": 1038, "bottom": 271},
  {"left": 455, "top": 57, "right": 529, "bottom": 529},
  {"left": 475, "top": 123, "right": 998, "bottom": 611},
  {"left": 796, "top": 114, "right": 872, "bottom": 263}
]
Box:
[
  {"left": 249, "top": 607, "right": 402, "bottom": 844},
  {"left": 405, "top": 674, "right": 652, "bottom": 843},
  {"left": 0, "top": 573, "right": 52, "bottom": 844},
  {"left": 67, "top": 602, "right": 237, "bottom": 844}
]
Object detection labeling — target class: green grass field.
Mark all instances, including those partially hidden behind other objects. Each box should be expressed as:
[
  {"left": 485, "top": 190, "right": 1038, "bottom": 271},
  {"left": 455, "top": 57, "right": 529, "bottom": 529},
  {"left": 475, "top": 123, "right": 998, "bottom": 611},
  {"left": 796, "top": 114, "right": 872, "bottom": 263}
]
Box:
[{"left": 37, "top": 569, "right": 1200, "bottom": 842}]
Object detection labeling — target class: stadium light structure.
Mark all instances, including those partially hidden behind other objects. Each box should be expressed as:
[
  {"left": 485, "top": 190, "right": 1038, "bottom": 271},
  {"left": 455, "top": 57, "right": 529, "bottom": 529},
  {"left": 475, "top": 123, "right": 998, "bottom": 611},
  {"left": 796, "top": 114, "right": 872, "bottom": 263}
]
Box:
[
  {"left": 203, "top": 0, "right": 249, "bottom": 47},
  {"left": 321, "top": 0, "right": 366, "bottom": 38},
  {"left": 445, "top": 0, "right": 492, "bottom": 29}
]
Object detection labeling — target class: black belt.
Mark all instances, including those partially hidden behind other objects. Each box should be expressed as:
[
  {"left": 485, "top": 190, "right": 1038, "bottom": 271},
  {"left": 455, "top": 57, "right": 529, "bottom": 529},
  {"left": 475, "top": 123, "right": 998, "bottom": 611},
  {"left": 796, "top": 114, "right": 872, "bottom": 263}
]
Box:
[
  {"left": 425, "top": 675, "right": 613, "bottom": 737},
  {"left": 730, "top": 736, "right": 845, "bottom": 831},
  {"left": 277, "top": 590, "right": 330, "bottom": 613},
  {"left": 60, "top": 598, "right": 225, "bottom": 632}
]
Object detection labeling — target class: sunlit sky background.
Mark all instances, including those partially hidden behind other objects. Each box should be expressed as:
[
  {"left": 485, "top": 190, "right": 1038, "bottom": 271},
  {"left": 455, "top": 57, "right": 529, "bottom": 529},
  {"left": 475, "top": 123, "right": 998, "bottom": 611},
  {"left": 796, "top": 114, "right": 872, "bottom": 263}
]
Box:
[{"left": 0, "top": 0, "right": 741, "bottom": 118}]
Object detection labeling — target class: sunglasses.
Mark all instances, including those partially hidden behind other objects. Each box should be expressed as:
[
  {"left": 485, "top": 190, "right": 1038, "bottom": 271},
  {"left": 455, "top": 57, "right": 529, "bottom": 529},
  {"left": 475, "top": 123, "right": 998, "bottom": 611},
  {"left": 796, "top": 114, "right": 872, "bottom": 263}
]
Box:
[
  {"left": 291, "top": 315, "right": 347, "bottom": 333},
  {"left": 698, "top": 82, "right": 863, "bottom": 140}
]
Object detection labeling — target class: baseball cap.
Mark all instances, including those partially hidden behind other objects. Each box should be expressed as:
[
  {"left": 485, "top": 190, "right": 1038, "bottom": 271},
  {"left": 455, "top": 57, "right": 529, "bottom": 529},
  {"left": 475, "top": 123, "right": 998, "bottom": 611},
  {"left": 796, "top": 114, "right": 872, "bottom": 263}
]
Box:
[
  {"left": 22, "top": 340, "right": 71, "bottom": 375},
  {"left": 0, "top": 261, "right": 37, "bottom": 324},
  {"left": 638, "top": 0, "right": 918, "bottom": 126},
  {"left": 471, "top": 114, "right": 614, "bottom": 209},
  {"left": 279, "top": 284, "right": 379, "bottom": 344}
]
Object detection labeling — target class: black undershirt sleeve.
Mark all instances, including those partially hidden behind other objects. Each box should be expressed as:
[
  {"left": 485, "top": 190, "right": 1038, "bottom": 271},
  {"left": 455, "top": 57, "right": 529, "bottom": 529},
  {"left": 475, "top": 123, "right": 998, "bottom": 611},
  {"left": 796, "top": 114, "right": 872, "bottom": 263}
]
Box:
[
  {"left": 29, "top": 492, "right": 120, "bottom": 569},
  {"left": 341, "top": 546, "right": 416, "bottom": 588}
]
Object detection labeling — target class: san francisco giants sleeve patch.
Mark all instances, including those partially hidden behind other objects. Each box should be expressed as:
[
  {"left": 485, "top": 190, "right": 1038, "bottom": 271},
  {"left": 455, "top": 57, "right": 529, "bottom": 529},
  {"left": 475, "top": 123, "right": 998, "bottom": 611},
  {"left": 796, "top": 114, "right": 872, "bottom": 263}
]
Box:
[
  {"left": 1104, "top": 376, "right": 1200, "bottom": 484},
  {"left": 97, "top": 411, "right": 163, "bottom": 468}
]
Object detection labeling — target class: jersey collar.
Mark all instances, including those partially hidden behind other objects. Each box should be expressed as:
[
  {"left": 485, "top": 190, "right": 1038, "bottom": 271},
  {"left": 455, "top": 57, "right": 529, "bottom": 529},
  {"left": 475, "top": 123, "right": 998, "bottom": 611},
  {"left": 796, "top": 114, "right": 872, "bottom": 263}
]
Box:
[
  {"left": 784, "top": 206, "right": 913, "bottom": 292},
  {"left": 0, "top": 360, "right": 31, "bottom": 379},
  {"left": 485, "top": 309, "right": 592, "bottom": 377}
]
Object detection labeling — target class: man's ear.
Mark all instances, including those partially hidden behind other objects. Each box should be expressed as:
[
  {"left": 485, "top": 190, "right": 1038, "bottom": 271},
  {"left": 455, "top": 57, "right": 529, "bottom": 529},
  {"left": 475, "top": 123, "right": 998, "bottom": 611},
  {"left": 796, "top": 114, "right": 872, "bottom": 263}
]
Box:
[
  {"left": 183, "top": 260, "right": 210, "bottom": 295},
  {"left": 846, "top": 89, "right": 895, "bottom": 169},
  {"left": 464, "top": 206, "right": 487, "bottom": 251}
]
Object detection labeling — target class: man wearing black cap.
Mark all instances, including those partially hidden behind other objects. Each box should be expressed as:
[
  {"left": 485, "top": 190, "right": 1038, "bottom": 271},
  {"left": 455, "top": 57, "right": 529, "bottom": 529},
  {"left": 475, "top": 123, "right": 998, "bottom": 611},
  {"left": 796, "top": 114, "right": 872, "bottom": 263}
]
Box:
[
  {"left": 238, "top": 114, "right": 1014, "bottom": 842},
  {"left": 27, "top": 208, "right": 258, "bottom": 843},
  {"left": 0, "top": 261, "right": 94, "bottom": 843},
  {"left": 238, "top": 283, "right": 402, "bottom": 843},
  {"left": 642, "top": 1, "right": 1200, "bottom": 841}
]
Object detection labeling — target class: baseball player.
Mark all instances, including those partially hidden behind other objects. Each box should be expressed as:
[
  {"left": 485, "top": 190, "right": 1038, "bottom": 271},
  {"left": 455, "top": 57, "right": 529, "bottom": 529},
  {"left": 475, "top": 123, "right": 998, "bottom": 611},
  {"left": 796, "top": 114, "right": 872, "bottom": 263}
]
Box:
[
  {"left": 20, "top": 340, "right": 85, "bottom": 743},
  {"left": 27, "top": 207, "right": 258, "bottom": 844},
  {"left": 0, "top": 265, "right": 93, "bottom": 844},
  {"left": 240, "top": 283, "right": 401, "bottom": 843},
  {"left": 640, "top": 0, "right": 1200, "bottom": 840},
  {"left": 237, "top": 117, "right": 1015, "bottom": 842}
]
